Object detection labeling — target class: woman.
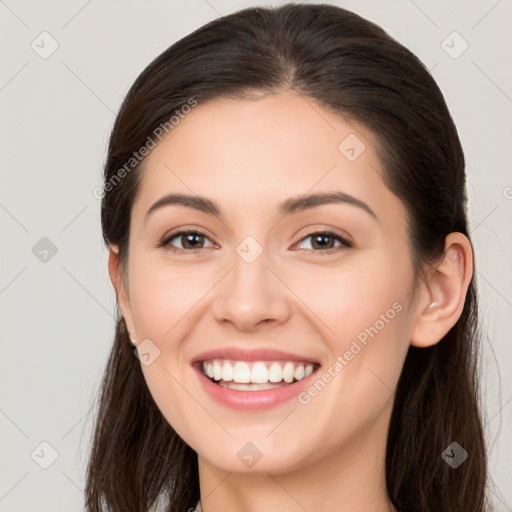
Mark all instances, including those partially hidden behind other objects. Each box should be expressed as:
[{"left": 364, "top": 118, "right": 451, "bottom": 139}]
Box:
[{"left": 85, "top": 3, "right": 488, "bottom": 511}]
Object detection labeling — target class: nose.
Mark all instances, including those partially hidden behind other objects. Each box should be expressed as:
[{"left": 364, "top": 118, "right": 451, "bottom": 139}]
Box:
[{"left": 212, "top": 245, "right": 292, "bottom": 332}]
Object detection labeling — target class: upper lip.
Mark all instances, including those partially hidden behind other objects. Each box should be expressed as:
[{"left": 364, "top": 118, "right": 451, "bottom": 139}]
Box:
[{"left": 192, "top": 347, "right": 320, "bottom": 364}]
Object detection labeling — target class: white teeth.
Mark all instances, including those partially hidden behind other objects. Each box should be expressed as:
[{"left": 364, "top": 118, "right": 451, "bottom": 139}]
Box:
[
  {"left": 251, "top": 362, "right": 269, "bottom": 383},
  {"left": 282, "top": 362, "right": 295, "bottom": 383},
  {"left": 222, "top": 361, "right": 234, "bottom": 381},
  {"left": 233, "top": 361, "right": 251, "bottom": 383},
  {"left": 268, "top": 362, "right": 283, "bottom": 383},
  {"left": 201, "top": 359, "right": 316, "bottom": 385},
  {"left": 213, "top": 360, "right": 222, "bottom": 381},
  {"left": 218, "top": 381, "right": 288, "bottom": 391},
  {"left": 294, "top": 364, "right": 305, "bottom": 381}
]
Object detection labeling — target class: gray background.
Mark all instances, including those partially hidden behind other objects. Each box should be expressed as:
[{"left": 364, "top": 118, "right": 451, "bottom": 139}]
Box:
[{"left": 1, "top": 0, "right": 511, "bottom": 510}]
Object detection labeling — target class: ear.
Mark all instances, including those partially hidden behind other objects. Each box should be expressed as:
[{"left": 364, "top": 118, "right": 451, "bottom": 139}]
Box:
[
  {"left": 108, "top": 245, "right": 136, "bottom": 336},
  {"left": 410, "top": 232, "right": 473, "bottom": 348}
]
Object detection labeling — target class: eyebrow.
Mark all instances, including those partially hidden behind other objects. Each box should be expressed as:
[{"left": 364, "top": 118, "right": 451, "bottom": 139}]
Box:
[{"left": 144, "top": 191, "right": 378, "bottom": 223}]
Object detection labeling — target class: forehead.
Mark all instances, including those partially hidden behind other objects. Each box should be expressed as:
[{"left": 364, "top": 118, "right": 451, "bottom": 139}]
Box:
[{"left": 132, "top": 91, "right": 405, "bottom": 227}]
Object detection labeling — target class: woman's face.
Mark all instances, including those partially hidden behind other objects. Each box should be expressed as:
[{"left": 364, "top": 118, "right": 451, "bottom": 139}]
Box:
[{"left": 115, "top": 90, "right": 420, "bottom": 474}]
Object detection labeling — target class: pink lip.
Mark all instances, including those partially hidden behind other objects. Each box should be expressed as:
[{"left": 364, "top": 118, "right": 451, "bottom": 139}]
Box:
[
  {"left": 192, "top": 347, "right": 319, "bottom": 364},
  {"left": 193, "top": 364, "right": 320, "bottom": 410}
]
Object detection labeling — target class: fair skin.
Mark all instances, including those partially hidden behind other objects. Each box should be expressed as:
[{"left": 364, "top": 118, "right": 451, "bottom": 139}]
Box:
[{"left": 108, "top": 90, "right": 472, "bottom": 512}]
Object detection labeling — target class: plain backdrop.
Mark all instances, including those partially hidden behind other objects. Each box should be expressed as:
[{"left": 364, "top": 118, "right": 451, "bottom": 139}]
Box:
[{"left": 1, "top": 0, "right": 511, "bottom": 510}]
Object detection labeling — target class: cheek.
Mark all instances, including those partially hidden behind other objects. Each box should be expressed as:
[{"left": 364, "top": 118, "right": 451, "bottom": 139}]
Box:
[
  {"left": 127, "top": 263, "right": 208, "bottom": 431},
  {"left": 128, "top": 259, "right": 207, "bottom": 341},
  {"left": 292, "top": 251, "right": 413, "bottom": 408},
  {"left": 291, "top": 250, "right": 412, "bottom": 346}
]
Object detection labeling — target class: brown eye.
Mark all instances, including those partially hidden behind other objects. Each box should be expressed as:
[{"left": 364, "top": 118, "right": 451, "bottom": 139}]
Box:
[
  {"left": 161, "top": 230, "right": 214, "bottom": 253},
  {"left": 159, "top": 229, "right": 352, "bottom": 255},
  {"left": 295, "top": 230, "right": 352, "bottom": 253}
]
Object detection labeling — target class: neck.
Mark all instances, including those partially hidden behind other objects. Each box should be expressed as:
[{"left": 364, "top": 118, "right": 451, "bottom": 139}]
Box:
[{"left": 196, "top": 404, "right": 397, "bottom": 512}]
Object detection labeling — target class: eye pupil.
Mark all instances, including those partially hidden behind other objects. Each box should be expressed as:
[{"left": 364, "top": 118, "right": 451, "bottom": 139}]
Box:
[
  {"left": 183, "top": 233, "right": 203, "bottom": 249},
  {"left": 313, "top": 234, "right": 334, "bottom": 249}
]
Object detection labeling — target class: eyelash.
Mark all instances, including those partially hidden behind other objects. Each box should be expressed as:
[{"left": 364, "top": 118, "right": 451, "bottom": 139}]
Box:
[{"left": 158, "top": 229, "right": 353, "bottom": 255}]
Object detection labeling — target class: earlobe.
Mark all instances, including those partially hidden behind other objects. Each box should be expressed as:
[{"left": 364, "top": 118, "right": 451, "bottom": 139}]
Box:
[
  {"left": 410, "top": 233, "right": 473, "bottom": 348},
  {"left": 108, "top": 245, "right": 135, "bottom": 334}
]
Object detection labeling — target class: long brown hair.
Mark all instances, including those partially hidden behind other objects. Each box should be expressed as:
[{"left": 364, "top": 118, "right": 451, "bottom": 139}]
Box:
[{"left": 85, "top": 3, "right": 488, "bottom": 511}]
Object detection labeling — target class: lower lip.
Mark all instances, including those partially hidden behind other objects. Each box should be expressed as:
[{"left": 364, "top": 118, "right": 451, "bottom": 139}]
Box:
[{"left": 193, "top": 364, "right": 319, "bottom": 411}]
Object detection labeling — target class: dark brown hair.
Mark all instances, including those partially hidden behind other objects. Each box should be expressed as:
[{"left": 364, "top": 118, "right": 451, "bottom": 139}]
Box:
[{"left": 86, "top": 3, "right": 488, "bottom": 511}]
